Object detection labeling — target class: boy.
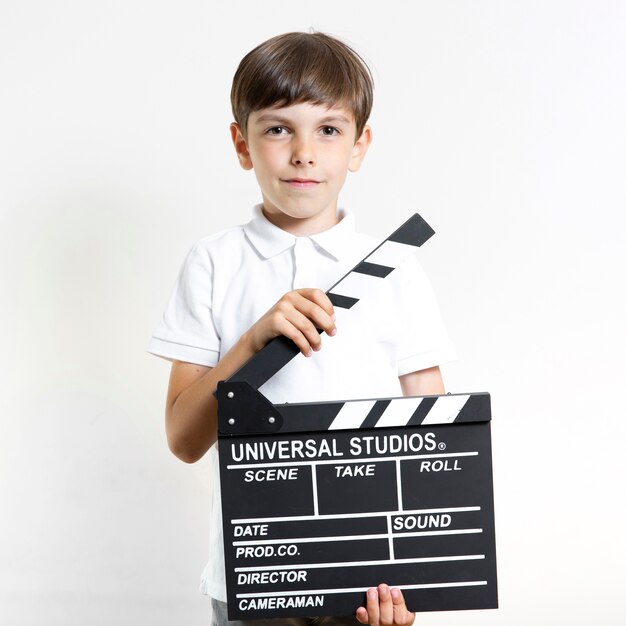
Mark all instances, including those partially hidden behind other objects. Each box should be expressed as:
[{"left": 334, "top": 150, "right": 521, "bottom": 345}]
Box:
[{"left": 149, "top": 31, "right": 456, "bottom": 626}]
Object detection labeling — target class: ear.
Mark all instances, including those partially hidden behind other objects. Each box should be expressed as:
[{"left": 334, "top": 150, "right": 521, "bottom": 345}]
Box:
[
  {"left": 230, "top": 122, "right": 253, "bottom": 170},
  {"left": 348, "top": 125, "right": 373, "bottom": 172}
]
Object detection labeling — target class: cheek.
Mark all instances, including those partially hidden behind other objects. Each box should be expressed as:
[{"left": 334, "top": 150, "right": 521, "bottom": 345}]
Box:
[
  {"left": 249, "top": 143, "right": 277, "bottom": 169},
  {"left": 326, "top": 149, "right": 353, "bottom": 180}
]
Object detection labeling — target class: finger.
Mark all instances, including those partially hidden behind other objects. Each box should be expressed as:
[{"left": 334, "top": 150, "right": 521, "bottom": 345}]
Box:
[
  {"left": 296, "top": 289, "right": 336, "bottom": 325},
  {"left": 291, "top": 293, "right": 337, "bottom": 336},
  {"left": 281, "top": 308, "right": 325, "bottom": 352},
  {"left": 391, "top": 587, "right": 414, "bottom": 626},
  {"left": 365, "top": 587, "right": 380, "bottom": 626},
  {"left": 270, "top": 314, "right": 315, "bottom": 357},
  {"left": 355, "top": 606, "right": 370, "bottom": 625},
  {"left": 378, "top": 584, "right": 394, "bottom": 625},
  {"left": 297, "top": 288, "right": 335, "bottom": 316}
]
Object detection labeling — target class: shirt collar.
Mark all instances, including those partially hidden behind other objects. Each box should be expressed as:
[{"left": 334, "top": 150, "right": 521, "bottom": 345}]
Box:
[
  {"left": 243, "top": 204, "right": 296, "bottom": 259},
  {"left": 309, "top": 208, "right": 355, "bottom": 260},
  {"left": 243, "top": 204, "right": 356, "bottom": 261}
]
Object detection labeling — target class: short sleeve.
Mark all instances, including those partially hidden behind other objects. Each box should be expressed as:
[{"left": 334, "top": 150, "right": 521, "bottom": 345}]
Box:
[
  {"left": 392, "top": 252, "right": 457, "bottom": 376},
  {"left": 147, "top": 243, "right": 221, "bottom": 367}
]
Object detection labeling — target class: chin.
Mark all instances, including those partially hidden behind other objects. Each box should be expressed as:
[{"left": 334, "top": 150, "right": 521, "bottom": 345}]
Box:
[{"left": 275, "top": 204, "right": 321, "bottom": 220}]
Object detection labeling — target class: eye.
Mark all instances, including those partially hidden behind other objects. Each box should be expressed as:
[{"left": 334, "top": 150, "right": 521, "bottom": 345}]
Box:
[
  {"left": 266, "top": 126, "right": 288, "bottom": 135},
  {"left": 320, "top": 126, "right": 340, "bottom": 136}
]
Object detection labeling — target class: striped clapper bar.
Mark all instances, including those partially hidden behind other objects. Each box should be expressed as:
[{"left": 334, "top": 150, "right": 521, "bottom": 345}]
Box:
[{"left": 216, "top": 214, "right": 498, "bottom": 620}]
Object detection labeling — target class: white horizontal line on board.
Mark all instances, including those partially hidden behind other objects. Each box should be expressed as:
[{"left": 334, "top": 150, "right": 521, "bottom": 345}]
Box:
[
  {"left": 236, "top": 580, "right": 488, "bottom": 598},
  {"left": 231, "top": 505, "right": 481, "bottom": 524},
  {"left": 234, "top": 554, "right": 485, "bottom": 572},
  {"left": 227, "top": 451, "right": 478, "bottom": 470},
  {"left": 233, "top": 528, "right": 483, "bottom": 546},
  {"left": 230, "top": 506, "right": 480, "bottom": 524}
]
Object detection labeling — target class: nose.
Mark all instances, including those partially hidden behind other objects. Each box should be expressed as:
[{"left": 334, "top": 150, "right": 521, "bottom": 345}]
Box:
[{"left": 291, "top": 136, "right": 316, "bottom": 166}]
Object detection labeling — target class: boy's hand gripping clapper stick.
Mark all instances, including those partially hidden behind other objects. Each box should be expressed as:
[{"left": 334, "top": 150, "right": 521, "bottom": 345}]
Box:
[{"left": 216, "top": 214, "right": 498, "bottom": 620}]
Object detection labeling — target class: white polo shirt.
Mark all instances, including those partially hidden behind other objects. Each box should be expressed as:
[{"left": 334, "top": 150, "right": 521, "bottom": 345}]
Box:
[{"left": 148, "top": 205, "right": 456, "bottom": 600}]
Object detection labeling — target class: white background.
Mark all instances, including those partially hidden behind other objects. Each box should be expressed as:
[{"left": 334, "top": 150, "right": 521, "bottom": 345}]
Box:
[{"left": 2, "top": 1, "right": 625, "bottom": 624}]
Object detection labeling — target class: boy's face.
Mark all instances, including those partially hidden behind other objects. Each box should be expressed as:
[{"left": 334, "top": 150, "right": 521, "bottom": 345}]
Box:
[{"left": 231, "top": 102, "right": 372, "bottom": 235}]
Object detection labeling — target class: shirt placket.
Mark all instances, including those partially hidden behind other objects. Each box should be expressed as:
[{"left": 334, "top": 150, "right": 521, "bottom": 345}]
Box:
[{"left": 292, "top": 237, "right": 315, "bottom": 290}]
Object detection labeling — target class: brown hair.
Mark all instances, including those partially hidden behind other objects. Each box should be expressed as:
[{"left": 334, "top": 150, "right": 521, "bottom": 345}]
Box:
[{"left": 231, "top": 32, "right": 374, "bottom": 140}]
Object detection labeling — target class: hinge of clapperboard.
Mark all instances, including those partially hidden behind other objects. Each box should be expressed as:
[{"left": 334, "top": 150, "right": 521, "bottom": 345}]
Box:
[{"left": 216, "top": 213, "right": 491, "bottom": 435}]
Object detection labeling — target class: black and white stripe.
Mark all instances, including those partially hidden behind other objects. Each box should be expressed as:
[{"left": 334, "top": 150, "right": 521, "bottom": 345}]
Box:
[
  {"left": 274, "top": 393, "right": 491, "bottom": 435},
  {"left": 327, "top": 214, "right": 434, "bottom": 310}
]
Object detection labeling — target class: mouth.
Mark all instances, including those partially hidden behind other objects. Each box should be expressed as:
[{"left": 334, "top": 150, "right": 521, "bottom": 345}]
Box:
[{"left": 282, "top": 178, "right": 321, "bottom": 188}]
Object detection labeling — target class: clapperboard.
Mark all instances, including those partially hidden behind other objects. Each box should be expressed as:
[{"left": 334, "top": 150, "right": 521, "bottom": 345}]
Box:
[{"left": 216, "top": 214, "right": 498, "bottom": 620}]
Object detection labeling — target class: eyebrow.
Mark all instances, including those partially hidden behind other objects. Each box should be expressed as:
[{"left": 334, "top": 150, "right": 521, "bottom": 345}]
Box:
[{"left": 253, "top": 113, "right": 352, "bottom": 125}]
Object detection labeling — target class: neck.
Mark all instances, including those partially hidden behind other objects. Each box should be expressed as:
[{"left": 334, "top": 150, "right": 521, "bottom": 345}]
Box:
[{"left": 261, "top": 206, "right": 340, "bottom": 237}]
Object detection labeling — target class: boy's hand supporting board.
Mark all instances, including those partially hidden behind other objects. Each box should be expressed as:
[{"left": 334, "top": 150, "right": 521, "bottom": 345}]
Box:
[
  {"left": 243, "top": 288, "right": 337, "bottom": 357},
  {"left": 356, "top": 585, "right": 415, "bottom": 626}
]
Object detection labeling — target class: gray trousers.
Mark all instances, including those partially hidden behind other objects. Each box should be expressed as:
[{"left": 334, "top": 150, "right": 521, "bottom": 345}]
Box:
[{"left": 210, "top": 599, "right": 360, "bottom": 626}]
